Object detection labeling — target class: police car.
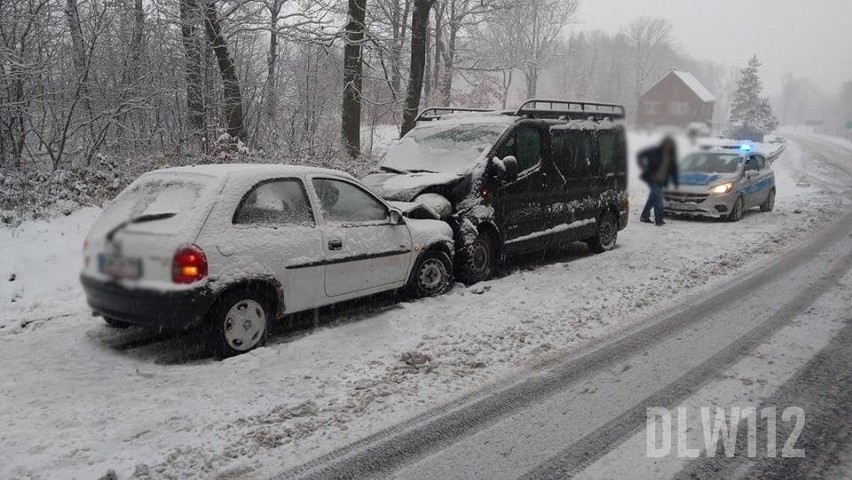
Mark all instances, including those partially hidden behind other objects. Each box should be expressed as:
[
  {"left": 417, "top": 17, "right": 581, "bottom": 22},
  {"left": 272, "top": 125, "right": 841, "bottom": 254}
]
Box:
[{"left": 663, "top": 145, "right": 776, "bottom": 221}]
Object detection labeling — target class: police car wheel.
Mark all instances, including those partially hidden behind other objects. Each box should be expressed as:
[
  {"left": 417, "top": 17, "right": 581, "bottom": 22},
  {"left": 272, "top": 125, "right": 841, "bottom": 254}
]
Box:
[
  {"left": 728, "top": 196, "right": 745, "bottom": 222},
  {"left": 760, "top": 189, "right": 776, "bottom": 212}
]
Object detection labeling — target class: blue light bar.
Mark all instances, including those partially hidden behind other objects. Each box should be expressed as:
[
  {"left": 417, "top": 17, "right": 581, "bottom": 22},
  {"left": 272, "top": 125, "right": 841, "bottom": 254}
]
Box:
[{"left": 739, "top": 143, "right": 753, "bottom": 152}]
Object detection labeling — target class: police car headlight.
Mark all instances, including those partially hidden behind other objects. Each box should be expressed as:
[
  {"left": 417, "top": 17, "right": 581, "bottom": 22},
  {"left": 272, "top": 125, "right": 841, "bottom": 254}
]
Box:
[{"left": 710, "top": 183, "right": 733, "bottom": 194}]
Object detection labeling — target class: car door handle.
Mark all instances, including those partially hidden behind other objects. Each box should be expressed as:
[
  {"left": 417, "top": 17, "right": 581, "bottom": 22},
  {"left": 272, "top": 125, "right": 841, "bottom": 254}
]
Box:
[{"left": 328, "top": 239, "right": 343, "bottom": 251}]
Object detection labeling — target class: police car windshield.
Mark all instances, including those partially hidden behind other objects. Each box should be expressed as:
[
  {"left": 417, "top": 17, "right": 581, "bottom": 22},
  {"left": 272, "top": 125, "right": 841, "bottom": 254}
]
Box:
[
  {"left": 381, "top": 123, "right": 508, "bottom": 174},
  {"left": 681, "top": 153, "right": 741, "bottom": 174}
]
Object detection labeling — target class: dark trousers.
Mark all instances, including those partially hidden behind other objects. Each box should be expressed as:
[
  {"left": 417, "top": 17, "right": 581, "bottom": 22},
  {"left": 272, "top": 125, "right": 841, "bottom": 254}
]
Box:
[{"left": 641, "top": 181, "right": 664, "bottom": 223}]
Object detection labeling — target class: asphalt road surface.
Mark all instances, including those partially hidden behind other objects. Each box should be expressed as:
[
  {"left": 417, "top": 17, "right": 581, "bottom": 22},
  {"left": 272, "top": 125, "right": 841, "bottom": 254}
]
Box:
[{"left": 277, "top": 135, "right": 852, "bottom": 480}]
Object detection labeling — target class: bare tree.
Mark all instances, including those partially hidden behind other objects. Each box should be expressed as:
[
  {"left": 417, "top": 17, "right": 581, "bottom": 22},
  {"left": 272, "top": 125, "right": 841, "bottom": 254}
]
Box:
[
  {"left": 342, "top": 0, "right": 368, "bottom": 158},
  {"left": 434, "top": 0, "right": 499, "bottom": 106},
  {"left": 204, "top": 0, "right": 245, "bottom": 142},
  {"left": 625, "top": 16, "right": 673, "bottom": 101},
  {"left": 482, "top": 0, "right": 577, "bottom": 99},
  {"left": 64, "top": 0, "right": 96, "bottom": 144},
  {"left": 400, "top": 0, "right": 436, "bottom": 136},
  {"left": 180, "top": 0, "right": 206, "bottom": 150}
]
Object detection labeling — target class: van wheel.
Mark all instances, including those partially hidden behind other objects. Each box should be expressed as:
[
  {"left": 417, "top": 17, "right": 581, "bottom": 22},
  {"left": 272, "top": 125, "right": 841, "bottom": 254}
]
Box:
[
  {"left": 760, "top": 189, "right": 776, "bottom": 212},
  {"left": 458, "top": 230, "right": 497, "bottom": 285},
  {"left": 408, "top": 250, "right": 453, "bottom": 298},
  {"left": 728, "top": 196, "right": 745, "bottom": 222},
  {"left": 208, "top": 289, "right": 271, "bottom": 358},
  {"left": 586, "top": 212, "right": 618, "bottom": 254},
  {"left": 104, "top": 317, "right": 132, "bottom": 329}
]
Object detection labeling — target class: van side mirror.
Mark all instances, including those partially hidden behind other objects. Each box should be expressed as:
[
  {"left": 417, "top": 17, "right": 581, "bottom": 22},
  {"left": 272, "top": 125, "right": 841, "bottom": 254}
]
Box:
[{"left": 492, "top": 156, "right": 519, "bottom": 183}]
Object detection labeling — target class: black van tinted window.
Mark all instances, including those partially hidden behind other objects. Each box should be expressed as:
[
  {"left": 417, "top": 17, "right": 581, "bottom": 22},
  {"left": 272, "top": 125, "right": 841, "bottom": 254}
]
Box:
[
  {"left": 497, "top": 127, "right": 542, "bottom": 172},
  {"left": 598, "top": 130, "right": 618, "bottom": 174},
  {"left": 552, "top": 130, "right": 593, "bottom": 178}
]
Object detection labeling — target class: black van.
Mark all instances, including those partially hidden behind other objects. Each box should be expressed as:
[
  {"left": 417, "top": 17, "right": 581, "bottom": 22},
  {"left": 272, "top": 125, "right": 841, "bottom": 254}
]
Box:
[{"left": 363, "top": 99, "right": 629, "bottom": 284}]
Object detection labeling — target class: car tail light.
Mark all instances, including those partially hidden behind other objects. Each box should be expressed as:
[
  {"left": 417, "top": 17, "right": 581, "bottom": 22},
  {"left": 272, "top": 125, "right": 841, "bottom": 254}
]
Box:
[
  {"left": 172, "top": 244, "right": 208, "bottom": 284},
  {"left": 83, "top": 240, "right": 90, "bottom": 268}
]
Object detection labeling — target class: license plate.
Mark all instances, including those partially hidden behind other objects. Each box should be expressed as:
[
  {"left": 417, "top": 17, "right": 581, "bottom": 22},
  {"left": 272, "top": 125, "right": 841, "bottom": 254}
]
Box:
[
  {"left": 99, "top": 254, "right": 142, "bottom": 279},
  {"left": 673, "top": 203, "right": 698, "bottom": 211}
]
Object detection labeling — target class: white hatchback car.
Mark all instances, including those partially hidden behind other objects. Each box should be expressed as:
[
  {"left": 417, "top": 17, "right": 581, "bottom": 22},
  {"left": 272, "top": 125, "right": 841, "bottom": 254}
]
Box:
[{"left": 80, "top": 164, "right": 455, "bottom": 356}]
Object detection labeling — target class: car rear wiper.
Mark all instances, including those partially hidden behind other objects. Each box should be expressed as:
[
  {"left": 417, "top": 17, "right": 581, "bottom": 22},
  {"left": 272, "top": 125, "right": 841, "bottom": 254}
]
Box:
[{"left": 106, "top": 212, "right": 177, "bottom": 241}]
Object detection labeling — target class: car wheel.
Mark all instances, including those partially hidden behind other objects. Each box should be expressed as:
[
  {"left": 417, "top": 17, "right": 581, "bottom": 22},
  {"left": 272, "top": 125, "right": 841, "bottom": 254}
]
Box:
[
  {"left": 760, "top": 189, "right": 776, "bottom": 212},
  {"left": 587, "top": 211, "right": 618, "bottom": 254},
  {"left": 728, "top": 196, "right": 745, "bottom": 222},
  {"left": 104, "top": 317, "right": 132, "bottom": 329},
  {"left": 209, "top": 290, "right": 271, "bottom": 358},
  {"left": 458, "top": 230, "right": 497, "bottom": 285},
  {"left": 408, "top": 250, "right": 453, "bottom": 298}
]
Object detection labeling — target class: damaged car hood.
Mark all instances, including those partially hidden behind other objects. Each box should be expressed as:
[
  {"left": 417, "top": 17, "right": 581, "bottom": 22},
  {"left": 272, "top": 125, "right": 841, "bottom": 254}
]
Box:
[{"left": 363, "top": 171, "right": 464, "bottom": 201}]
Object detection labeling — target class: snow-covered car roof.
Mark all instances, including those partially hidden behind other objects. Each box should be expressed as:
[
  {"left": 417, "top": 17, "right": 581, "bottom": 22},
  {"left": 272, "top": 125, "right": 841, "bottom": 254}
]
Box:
[{"left": 144, "top": 164, "right": 357, "bottom": 182}]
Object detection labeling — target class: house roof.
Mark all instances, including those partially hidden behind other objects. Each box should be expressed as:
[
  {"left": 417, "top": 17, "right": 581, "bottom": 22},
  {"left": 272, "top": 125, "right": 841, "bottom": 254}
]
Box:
[{"left": 669, "top": 70, "right": 717, "bottom": 103}]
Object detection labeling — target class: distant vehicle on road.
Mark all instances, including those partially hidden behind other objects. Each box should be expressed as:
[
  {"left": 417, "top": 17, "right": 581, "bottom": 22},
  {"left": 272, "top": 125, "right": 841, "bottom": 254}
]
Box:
[
  {"left": 664, "top": 145, "right": 776, "bottom": 221},
  {"left": 80, "top": 165, "right": 455, "bottom": 356},
  {"left": 363, "top": 99, "right": 629, "bottom": 284}
]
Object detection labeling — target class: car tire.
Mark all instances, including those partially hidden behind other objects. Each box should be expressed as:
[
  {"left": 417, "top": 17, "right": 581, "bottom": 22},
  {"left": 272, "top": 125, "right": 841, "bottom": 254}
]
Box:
[
  {"left": 728, "top": 196, "right": 745, "bottom": 222},
  {"left": 457, "top": 230, "right": 497, "bottom": 285},
  {"left": 208, "top": 289, "right": 272, "bottom": 358},
  {"left": 760, "top": 189, "right": 776, "bottom": 212},
  {"left": 407, "top": 250, "right": 453, "bottom": 298},
  {"left": 586, "top": 211, "right": 618, "bottom": 254},
  {"left": 104, "top": 317, "right": 132, "bottom": 329}
]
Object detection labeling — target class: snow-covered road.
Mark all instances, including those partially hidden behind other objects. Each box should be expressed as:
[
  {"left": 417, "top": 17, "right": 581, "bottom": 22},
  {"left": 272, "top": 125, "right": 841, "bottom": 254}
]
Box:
[{"left": 1, "top": 134, "right": 848, "bottom": 479}]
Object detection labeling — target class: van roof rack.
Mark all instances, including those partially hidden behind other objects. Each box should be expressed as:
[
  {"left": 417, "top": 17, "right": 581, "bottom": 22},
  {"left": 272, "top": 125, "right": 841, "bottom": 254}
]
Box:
[
  {"left": 514, "top": 99, "right": 625, "bottom": 121},
  {"left": 415, "top": 107, "right": 495, "bottom": 122}
]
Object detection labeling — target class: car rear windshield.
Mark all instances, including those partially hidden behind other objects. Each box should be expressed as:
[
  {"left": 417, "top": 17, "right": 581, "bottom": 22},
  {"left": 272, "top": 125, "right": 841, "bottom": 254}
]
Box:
[
  {"left": 92, "top": 172, "right": 219, "bottom": 237},
  {"left": 681, "top": 153, "right": 742, "bottom": 174},
  {"left": 380, "top": 123, "right": 508, "bottom": 174}
]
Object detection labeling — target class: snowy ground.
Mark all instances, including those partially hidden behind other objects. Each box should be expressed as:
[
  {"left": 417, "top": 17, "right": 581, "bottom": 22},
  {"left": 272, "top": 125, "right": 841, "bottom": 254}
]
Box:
[{"left": 0, "top": 134, "right": 846, "bottom": 479}]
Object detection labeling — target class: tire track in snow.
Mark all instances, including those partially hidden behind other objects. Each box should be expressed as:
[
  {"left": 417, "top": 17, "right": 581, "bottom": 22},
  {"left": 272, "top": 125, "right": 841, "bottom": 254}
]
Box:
[{"left": 275, "top": 209, "right": 852, "bottom": 480}]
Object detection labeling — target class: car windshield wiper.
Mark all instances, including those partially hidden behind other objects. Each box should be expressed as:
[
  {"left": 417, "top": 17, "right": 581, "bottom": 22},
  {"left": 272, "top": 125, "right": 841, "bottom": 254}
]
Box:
[
  {"left": 378, "top": 166, "right": 404, "bottom": 174},
  {"left": 405, "top": 169, "right": 439, "bottom": 174},
  {"left": 106, "top": 212, "right": 177, "bottom": 241}
]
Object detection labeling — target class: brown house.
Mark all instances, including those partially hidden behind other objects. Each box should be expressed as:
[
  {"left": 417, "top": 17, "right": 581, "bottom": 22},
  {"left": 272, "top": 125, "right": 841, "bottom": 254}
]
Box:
[{"left": 637, "top": 70, "right": 716, "bottom": 129}]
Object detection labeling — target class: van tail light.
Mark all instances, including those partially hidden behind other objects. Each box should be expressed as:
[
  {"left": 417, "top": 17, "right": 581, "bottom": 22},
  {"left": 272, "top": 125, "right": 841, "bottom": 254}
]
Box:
[{"left": 172, "top": 244, "right": 208, "bottom": 284}]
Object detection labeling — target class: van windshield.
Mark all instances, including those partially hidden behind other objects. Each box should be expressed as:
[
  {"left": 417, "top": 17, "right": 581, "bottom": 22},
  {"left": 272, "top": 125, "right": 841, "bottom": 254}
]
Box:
[
  {"left": 380, "top": 123, "right": 508, "bottom": 174},
  {"left": 681, "top": 153, "right": 742, "bottom": 174}
]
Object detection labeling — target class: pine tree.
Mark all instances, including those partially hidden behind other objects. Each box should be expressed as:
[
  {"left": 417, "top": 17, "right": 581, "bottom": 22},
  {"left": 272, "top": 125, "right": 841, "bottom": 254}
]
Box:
[{"left": 729, "top": 56, "right": 779, "bottom": 138}]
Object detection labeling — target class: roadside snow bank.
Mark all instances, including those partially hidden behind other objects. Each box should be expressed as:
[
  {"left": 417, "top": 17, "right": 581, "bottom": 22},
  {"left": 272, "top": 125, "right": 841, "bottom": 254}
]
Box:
[{"left": 0, "top": 207, "right": 100, "bottom": 333}]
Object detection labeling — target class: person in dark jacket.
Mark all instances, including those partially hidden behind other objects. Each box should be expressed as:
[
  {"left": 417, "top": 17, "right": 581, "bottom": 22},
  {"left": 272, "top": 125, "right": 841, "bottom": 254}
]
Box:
[{"left": 638, "top": 137, "right": 679, "bottom": 226}]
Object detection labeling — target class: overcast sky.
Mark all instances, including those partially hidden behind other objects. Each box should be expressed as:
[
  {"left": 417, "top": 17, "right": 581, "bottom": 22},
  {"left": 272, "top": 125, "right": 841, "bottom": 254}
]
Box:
[{"left": 574, "top": 0, "right": 852, "bottom": 96}]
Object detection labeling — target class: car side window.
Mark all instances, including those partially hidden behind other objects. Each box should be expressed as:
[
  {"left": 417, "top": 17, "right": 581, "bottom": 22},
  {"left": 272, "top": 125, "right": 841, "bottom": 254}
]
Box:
[
  {"left": 312, "top": 178, "right": 388, "bottom": 223},
  {"left": 496, "top": 127, "right": 542, "bottom": 173},
  {"left": 755, "top": 155, "right": 766, "bottom": 169},
  {"left": 234, "top": 179, "right": 315, "bottom": 226},
  {"left": 745, "top": 155, "right": 760, "bottom": 172}
]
